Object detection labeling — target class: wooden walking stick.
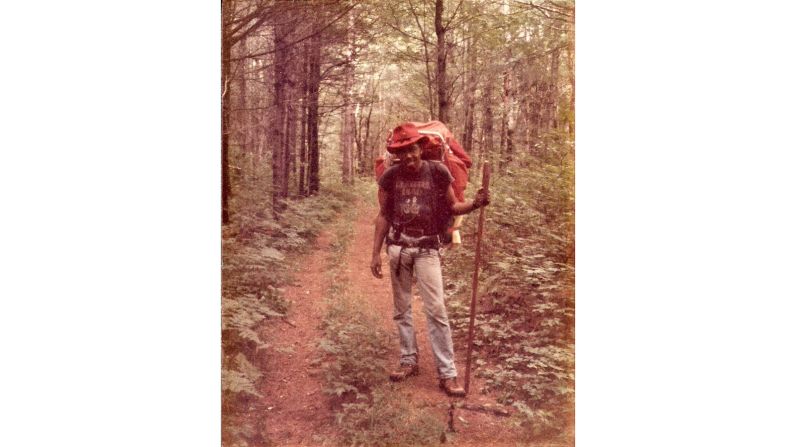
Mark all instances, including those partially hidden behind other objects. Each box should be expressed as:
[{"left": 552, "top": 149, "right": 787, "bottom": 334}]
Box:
[{"left": 463, "top": 162, "right": 490, "bottom": 395}]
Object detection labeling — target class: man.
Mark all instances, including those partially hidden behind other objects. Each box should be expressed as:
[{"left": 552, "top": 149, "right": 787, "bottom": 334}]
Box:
[{"left": 371, "top": 122, "right": 490, "bottom": 397}]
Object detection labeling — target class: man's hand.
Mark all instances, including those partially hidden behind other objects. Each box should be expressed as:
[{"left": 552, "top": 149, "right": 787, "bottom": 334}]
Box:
[
  {"left": 370, "top": 253, "right": 383, "bottom": 278},
  {"left": 473, "top": 188, "right": 491, "bottom": 209}
]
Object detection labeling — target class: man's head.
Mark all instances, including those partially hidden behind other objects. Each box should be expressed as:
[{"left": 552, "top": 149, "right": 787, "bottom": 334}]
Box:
[
  {"left": 397, "top": 143, "right": 423, "bottom": 172},
  {"left": 387, "top": 122, "right": 427, "bottom": 173}
]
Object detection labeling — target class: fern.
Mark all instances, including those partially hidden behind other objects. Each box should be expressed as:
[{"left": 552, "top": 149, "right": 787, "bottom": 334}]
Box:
[
  {"left": 222, "top": 370, "right": 262, "bottom": 397},
  {"left": 335, "top": 389, "right": 446, "bottom": 446},
  {"left": 221, "top": 181, "right": 357, "bottom": 447},
  {"left": 313, "top": 188, "right": 442, "bottom": 445},
  {"left": 444, "top": 139, "right": 575, "bottom": 439}
]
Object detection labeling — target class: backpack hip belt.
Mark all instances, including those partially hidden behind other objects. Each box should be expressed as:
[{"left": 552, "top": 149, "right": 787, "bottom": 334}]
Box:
[
  {"left": 400, "top": 226, "right": 435, "bottom": 238},
  {"left": 387, "top": 233, "right": 441, "bottom": 249}
]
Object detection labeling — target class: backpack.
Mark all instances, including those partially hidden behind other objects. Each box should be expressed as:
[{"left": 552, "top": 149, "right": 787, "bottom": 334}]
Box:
[
  {"left": 429, "top": 161, "right": 456, "bottom": 244},
  {"left": 375, "top": 121, "right": 472, "bottom": 244}
]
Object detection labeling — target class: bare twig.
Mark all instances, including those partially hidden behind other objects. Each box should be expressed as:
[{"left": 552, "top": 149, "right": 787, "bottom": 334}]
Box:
[
  {"left": 444, "top": 0, "right": 466, "bottom": 30},
  {"left": 231, "top": 3, "right": 358, "bottom": 61},
  {"left": 457, "top": 402, "right": 511, "bottom": 417},
  {"left": 513, "top": 0, "right": 573, "bottom": 21}
]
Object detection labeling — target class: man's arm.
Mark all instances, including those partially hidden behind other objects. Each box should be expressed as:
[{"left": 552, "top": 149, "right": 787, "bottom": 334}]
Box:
[
  {"left": 448, "top": 185, "right": 490, "bottom": 215},
  {"left": 371, "top": 187, "right": 390, "bottom": 278}
]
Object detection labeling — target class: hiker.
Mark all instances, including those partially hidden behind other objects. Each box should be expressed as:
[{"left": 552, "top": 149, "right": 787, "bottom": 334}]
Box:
[{"left": 370, "top": 122, "right": 490, "bottom": 397}]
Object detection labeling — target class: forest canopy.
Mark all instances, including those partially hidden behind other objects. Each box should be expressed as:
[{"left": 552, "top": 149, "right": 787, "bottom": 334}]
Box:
[{"left": 222, "top": 0, "right": 574, "bottom": 221}]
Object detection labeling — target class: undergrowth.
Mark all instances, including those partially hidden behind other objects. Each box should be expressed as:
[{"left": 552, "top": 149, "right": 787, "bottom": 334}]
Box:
[
  {"left": 316, "top": 183, "right": 446, "bottom": 446},
  {"left": 221, "top": 165, "right": 356, "bottom": 446},
  {"left": 334, "top": 389, "right": 446, "bottom": 446},
  {"left": 446, "top": 136, "right": 575, "bottom": 440},
  {"left": 316, "top": 196, "right": 390, "bottom": 402}
]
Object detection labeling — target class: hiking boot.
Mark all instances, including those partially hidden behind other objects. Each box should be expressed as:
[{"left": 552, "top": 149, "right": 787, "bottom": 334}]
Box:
[
  {"left": 439, "top": 377, "right": 466, "bottom": 397},
  {"left": 389, "top": 363, "right": 419, "bottom": 382}
]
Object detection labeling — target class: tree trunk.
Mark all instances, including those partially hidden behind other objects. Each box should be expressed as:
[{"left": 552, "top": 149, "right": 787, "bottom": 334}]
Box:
[
  {"left": 236, "top": 39, "right": 248, "bottom": 156},
  {"left": 340, "top": 93, "right": 355, "bottom": 185},
  {"left": 355, "top": 103, "right": 364, "bottom": 176},
  {"left": 299, "top": 45, "right": 308, "bottom": 196},
  {"left": 357, "top": 99, "right": 374, "bottom": 175},
  {"left": 514, "top": 64, "right": 529, "bottom": 154},
  {"left": 498, "top": 65, "right": 508, "bottom": 169},
  {"left": 405, "top": 1, "right": 437, "bottom": 120},
  {"left": 284, "top": 86, "right": 295, "bottom": 197},
  {"left": 363, "top": 102, "right": 373, "bottom": 173},
  {"left": 567, "top": 43, "right": 575, "bottom": 136},
  {"left": 529, "top": 77, "right": 541, "bottom": 150},
  {"left": 480, "top": 80, "right": 494, "bottom": 170},
  {"left": 500, "top": 63, "right": 516, "bottom": 171},
  {"left": 549, "top": 47, "right": 560, "bottom": 131},
  {"left": 307, "top": 35, "right": 321, "bottom": 195},
  {"left": 271, "top": 20, "right": 289, "bottom": 216},
  {"left": 254, "top": 58, "right": 266, "bottom": 177},
  {"left": 221, "top": 6, "right": 232, "bottom": 224},
  {"left": 340, "top": 9, "right": 356, "bottom": 185},
  {"left": 435, "top": 0, "right": 449, "bottom": 123},
  {"left": 461, "top": 36, "right": 476, "bottom": 153}
]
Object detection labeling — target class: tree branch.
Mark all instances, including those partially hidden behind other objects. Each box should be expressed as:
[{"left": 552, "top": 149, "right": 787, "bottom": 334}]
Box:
[
  {"left": 381, "top": 21, "right": 434, "bottom": 45},
  {"left": 513, "top": 0, "right": 573, "bottom": 21},
  {"left": 406, "top": 0, "right": 436, "bottom": 118},
  {"left": 231, "top": 3, "right": 357, "bottom": 61},
  {"left": 444, "top": 0, "right": 466, "bottom": 30},
  {"left": 319, "top": 58, "right": 351, "bottom": 81}
]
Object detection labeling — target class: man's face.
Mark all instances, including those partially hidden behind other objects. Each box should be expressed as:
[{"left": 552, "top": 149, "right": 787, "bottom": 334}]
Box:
[{"left": 401, "top": 145, "right": 422, "bottom": 172}]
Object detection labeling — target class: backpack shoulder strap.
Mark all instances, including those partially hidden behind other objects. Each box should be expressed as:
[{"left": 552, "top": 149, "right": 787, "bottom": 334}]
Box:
[
  {"left": 427, "top": 161, "right": 453, "bottom": 241},
  {"left": 427, "top": 161, "right": 449, "bottom": 192}
]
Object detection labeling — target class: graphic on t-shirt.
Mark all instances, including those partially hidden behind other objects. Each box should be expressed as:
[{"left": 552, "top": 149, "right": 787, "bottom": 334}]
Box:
[
  {"left": 395, "top": 179, "right": 432, "bottom": 196},
  {"left": 393, "top": 178, "right": 433, "bottom": 228},
  {"left": 400, "top": 196, "right": 420, "bottom": 217}
]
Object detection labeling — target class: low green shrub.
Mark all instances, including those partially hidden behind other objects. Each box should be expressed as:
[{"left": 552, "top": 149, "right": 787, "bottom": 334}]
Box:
[
  {"left": 222, "top": 178, "right": 357, "bottom": 447},
  {"left": 317, "top": 192, "right": 391, "bottom": 402},
  {"left": 318, "top": 291, "right": 391, "bottom": 401},
  {"left": 335, "top": 388, "right": 446, "bottom": 446},
  {"left": 317, "top": 186, "right": 444, "bottom": 446},
  {"left": 444, "top": 138, "right": 574, "bottom": 439}
]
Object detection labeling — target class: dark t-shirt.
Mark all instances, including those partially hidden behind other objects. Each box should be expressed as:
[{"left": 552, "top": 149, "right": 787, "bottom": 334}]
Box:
[{"left": 378, "top": 160, "right": 454, "bottom": 234}]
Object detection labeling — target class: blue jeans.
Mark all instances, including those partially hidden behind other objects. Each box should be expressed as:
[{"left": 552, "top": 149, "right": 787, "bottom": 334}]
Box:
[{"left": 387, "top": 244, "right": 458, "bottom": 379}]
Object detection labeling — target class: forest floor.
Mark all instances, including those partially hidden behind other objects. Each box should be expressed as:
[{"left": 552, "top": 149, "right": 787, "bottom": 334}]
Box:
[{"left": 251, "top": 199, "right": 565, "bottom": 446}]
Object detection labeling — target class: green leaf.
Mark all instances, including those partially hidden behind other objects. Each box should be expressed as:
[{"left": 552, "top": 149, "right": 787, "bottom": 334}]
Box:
[{"left": 222, "top": 369, "right": 262, "bottom": 397}]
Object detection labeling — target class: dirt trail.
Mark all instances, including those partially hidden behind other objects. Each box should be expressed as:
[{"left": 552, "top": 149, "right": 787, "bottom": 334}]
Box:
[
  {"left": 258, "top": 199, "right": 527, "bottom": 446},
  {"left": 259, "top": 231, "right": 337, "bottom": 445}
]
